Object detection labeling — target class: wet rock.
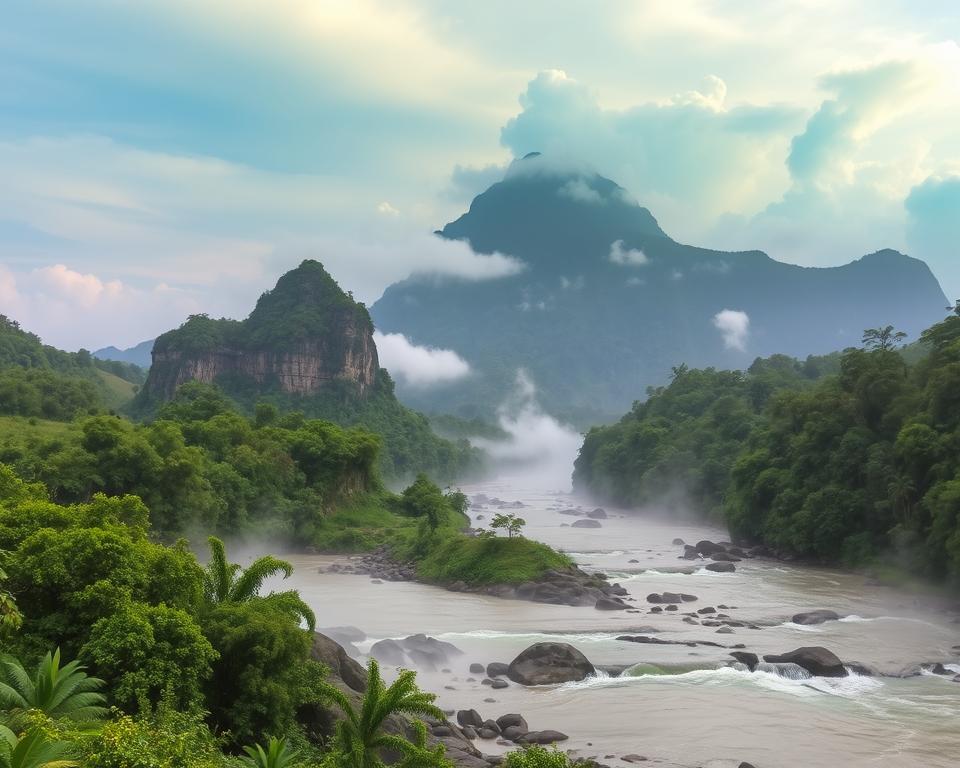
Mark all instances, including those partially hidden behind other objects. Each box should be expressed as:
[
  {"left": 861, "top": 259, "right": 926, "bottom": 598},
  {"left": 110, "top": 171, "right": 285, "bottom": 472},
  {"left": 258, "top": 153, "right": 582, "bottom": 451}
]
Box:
[
  {"left": 516, "top": 730, "right": 569, "bottom": 745},
  {"left": 705, "top": 562, "right": 736, "bottom": 573},
  {"left": 310, "top": 633, "right": 368, "bottom": 692},
  {"left": 665, "top": 605, "right": 678, "bottom": 612},
  {"left": 477, "top": 728, "right": 499, "bottom": 740},
  {"left": 461, "top": 725, "right": 477, "bottom": 740},
  {"left": 649, "top": 606, "right": 663, "bottom": 613},
  {"left": 710, "top": 552, "right": 741, "bottom": 562},
  {"left": 572, "top": 519, "right": 602, "bottom": 529},
  {"left": 481, "top": 719, "right": 501, "bottom": 734},
  {"left": 698, "top": 606, "right": 716, "bottom": 614},
  {"left": 716, "top": 627, "right": 734, "bottom": 634},
  {"left": 501, "top": 725, "right": 528, "bottom": 741},
  {"left": 490, "top": 679, "right": 508, "bottom": 689},
  {"left": 791, "top": 610, "right": 840, "bottom": 625},
  {"left": 470, "top": 663, "right": 486, "bottom": 674},
  {"left": 672, "top": 538, "right": 685, "bottom": 545},
  {"left": 628, "top": 559, "right": 640, "bottom": 563},
  {"left": 696, "top": 540, "right": 725, "bottom": 556},
  {"left": 596, "top": 596, "right": 629, "bottom": 610},
  {"left": 457, "top": 710, "right": 484, "bottom": 728},
  {"left": 370, "top": 638, "right": 407, "bottom": 666},
  {"left": 763, "top": 646, "right": 848, "bottom": 677},
  {"left": 507, "top": 642, "right": 595, "bottom": 686},
  {"left": 588, "top": 507, "right": 608, "bottom": 519},
  {"left": 496, "top": 714, "right": 527, "bottom": 732},
  {"left": 486, "top": 662, "right": 509, "bottom": 678},
  {"left": 730, "top": 651, "right": 759, "bottom": 671}
]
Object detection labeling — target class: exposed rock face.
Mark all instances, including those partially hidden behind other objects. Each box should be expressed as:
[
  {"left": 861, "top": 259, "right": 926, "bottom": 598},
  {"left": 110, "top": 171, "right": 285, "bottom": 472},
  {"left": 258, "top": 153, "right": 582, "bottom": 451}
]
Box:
[
  {"left": 142, "top": 260, "right": 379, "bottom": 404},
  {"left": 507, "top": 642, "right": 595, "bottom": 686},
  {"left": 148, "top": 338, "right": 378, "bottom": 401}
]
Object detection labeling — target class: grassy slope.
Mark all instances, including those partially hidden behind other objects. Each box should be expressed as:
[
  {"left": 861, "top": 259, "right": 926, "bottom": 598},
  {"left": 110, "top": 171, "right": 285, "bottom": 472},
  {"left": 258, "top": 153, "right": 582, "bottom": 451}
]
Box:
[
  {"left": 0, "top": 415, "right": 76, "bottom": 441},
  {"left": 94, "top": 369, "right": 138, "bottom": 410},
  {"left": 416, "top": 536, "right": 574, "bottom": 585}
]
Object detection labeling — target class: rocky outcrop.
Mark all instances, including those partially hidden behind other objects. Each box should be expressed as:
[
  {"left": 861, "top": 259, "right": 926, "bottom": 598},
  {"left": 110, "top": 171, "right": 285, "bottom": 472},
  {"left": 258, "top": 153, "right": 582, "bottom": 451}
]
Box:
[
  {"left": 507, "top": 642, "right": 595, "bottom": 686},
  {"left": 141, "top": 260, "right": 379, "bottom": 404},
  {"left": 791, "top": 610, "right": 841, "bottom": 625}
]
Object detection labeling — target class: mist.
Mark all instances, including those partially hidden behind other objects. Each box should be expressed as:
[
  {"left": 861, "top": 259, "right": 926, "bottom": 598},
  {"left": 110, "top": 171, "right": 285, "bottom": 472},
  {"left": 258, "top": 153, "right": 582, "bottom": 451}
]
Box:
[{"left": 473, "top": 370, "right": 583, "bottom": 491}]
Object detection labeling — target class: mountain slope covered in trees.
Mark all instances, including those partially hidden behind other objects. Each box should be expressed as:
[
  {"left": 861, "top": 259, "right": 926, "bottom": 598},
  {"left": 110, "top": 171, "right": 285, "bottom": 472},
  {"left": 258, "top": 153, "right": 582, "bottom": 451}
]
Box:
[
  {"left": 574, "top": 312, "right": 960, "bottom": 582},
  {"left": 372, "top": 154, "right": 948, "bottom": 420}
]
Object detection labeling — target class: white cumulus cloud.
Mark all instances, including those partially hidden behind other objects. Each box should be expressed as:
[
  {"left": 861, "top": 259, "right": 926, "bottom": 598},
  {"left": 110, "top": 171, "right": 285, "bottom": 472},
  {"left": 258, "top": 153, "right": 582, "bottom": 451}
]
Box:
[
  {"left": 373, "top": 331, "right": 470, "bottom": 387},
  {"left": 608, "top": 240, "right": 649, "bottom": 266},
  {"left": 713, "top": 309, "right": 750, "bottom": 352}
]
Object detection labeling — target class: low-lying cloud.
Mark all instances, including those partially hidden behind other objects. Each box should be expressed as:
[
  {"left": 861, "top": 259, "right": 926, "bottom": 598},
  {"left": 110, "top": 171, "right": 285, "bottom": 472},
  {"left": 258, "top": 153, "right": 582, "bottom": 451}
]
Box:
[
  {"left": 373, "top": 331, "right": 470, "bottom": 388},
  {"left": 474, "top": 370, "right": 583, "bottom": 492},
  {"left": 608, "top": 239, "right": 649, "bottom": 266},
  {"left": 713, "top": 309, "right": 750, "bottom": 352}
]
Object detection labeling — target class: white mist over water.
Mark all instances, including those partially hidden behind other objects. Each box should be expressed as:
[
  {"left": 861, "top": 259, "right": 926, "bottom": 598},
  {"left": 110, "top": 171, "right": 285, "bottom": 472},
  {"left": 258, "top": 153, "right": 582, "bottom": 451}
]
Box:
[{"left": 474, "top": 370, "right": 582, "bottom": 491}]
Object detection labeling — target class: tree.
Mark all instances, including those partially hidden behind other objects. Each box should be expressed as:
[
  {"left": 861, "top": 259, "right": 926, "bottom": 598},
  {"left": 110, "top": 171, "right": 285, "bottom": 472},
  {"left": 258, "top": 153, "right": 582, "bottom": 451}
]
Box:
[
  {"left": 240, "top": 737, "right": 299, "bottom": 768},
  {"left": 400, "top": 475, "right": 448, "bottom": 532},
  {"left": 0, "top": 725, "right": 75, "bottom": 768},
  {"left": 201, "top": 602, "right": 322, "bottom": 746},
  {"left": 862, "top": 325, "right": 907, "bottom": 351},
  {"left": 317, "top": 659, "right": 450, "bottom": 768},
  {"left": 490, "top": 513, "right": 525, "bottom": 538},
  {"left": 201, "top": 537, "right": 315, "bottom": 630},
  {"left": 0, "top": 649, "right": 106, "bottom": 724},
  {"left": 670, "top": 363, "right": 689, "bottom": 381}
]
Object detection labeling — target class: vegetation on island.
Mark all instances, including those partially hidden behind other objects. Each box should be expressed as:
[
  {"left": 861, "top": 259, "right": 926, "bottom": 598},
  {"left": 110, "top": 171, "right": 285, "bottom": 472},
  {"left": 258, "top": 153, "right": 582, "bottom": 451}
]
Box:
[{"left": 575, "top": 307, "right": 960, "bottom": 582}]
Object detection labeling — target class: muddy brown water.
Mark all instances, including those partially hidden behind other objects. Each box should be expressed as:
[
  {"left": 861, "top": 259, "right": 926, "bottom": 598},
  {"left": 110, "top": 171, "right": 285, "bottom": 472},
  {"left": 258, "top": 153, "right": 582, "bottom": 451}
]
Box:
[{"left": 269, "top": 480, "right": 960, "bottom": 767}]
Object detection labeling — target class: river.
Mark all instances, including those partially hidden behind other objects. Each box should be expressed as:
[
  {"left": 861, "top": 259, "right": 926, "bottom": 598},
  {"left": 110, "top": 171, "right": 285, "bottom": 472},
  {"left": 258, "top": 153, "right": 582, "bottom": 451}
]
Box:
[{"left": 279, "top": 479, "right": 960, "bottom": 767}]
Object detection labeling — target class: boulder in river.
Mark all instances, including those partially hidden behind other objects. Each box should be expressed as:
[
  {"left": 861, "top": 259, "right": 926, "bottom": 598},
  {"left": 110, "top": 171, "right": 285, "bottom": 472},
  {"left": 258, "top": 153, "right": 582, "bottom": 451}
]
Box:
[
  {"left": 791, "top": 610, "right": 841, "bottom": 625},
  {"left": 370, "top": 638, "right": 407, "bottom": 666},
  {"left": 516, "top": 730, "right": 569, "bottom": 745},
  {"left": 469, "top": 663, "right": 485, "bottom": 674},
  {"left": 710, "top": 552, "right": 741, "bottom": 562},
  {"left": 496, "top": 713, "right": 528, "bottom": 731},
  {"left": 507, "top": 642, "right": 596, "bottom": 685},
  {"left": 763, "top": 646, "right": 848, "bottom": 677},
  {"left": 730, "top": 651, "right": 759, "bottom": 671},
  {"left": 588, "top": 507, "right": 608, "bottom": 519},
  {"left": 672, "top": 538, "right": 685, "bottom": 545},
  {"left": 486, "top": 662, "right": 509, "bottom": 678},
  {"left": 571, "top": 519, "right": 602, "bottom": 529},
  {"left": 595, "top": 596, "right": 629, "bottom": 610},
  {"left": 457, "top": 709, "right": 484, "bottom": 728},
  {"left": 696, "top": 540, "right": 725, "bottom": 556},
  {"left": 705, "top": 562, "right": 736, "bottom": 573}
]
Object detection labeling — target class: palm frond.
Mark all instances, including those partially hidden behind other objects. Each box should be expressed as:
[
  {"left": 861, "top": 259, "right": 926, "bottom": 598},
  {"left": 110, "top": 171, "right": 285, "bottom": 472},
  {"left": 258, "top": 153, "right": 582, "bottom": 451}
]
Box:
[
  {"left": 229, "top": 556, "right": 293, "bottom": 603},
  {"left": 260, "top": 591, "right": 316, "bottom": 631},
  {"left": 204, "top": 537, "right": 233, "bottom": 604}
]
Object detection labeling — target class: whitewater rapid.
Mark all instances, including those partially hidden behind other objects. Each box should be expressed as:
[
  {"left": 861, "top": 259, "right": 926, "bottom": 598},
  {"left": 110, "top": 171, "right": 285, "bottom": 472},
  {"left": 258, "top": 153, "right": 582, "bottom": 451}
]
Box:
[{"left": 276, "top": 479, "right": 960, "bottom": 767}]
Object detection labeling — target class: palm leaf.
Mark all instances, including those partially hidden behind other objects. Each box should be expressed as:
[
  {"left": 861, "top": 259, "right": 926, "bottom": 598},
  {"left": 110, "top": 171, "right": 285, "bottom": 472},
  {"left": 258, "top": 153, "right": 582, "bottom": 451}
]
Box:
[{"left": 229, "top": 556, "right": 293, "bottom": 603}]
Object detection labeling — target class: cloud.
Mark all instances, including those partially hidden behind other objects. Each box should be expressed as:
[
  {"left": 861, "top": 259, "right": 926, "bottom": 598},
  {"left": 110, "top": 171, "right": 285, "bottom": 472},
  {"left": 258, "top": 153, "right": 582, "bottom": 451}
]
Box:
[
  {"left": 905, "top": 175, "right": 960, "bottom": 299},
  {"left": 608, "top": 239, "right": 649, "bottom": 266},
  {"left": 558, "top": 178, "right": 603, "bottom": 204},
  {"left": 372, "top": 331, "right": 470, "bottom": 387},
  {"left": 0, "top": 264, "right": 202, "bottom": 351},
  {"left": 473, "top": 370, "right": 583, "bottom": 491},
  {"left": 500, "top": 69, "right": 802, "bottom": 231},
  {"left": 376, "top": 201, "right": 400, "bottom": 217},
  {"left": 713, "top": 309, "right": 750, "bottom": 352}
]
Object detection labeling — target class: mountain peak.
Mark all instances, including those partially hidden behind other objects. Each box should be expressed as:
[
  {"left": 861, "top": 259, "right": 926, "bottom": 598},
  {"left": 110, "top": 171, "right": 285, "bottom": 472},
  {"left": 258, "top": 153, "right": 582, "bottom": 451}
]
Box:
[{"left": 440, "top": 154, "right": 667, "bottom": 272}]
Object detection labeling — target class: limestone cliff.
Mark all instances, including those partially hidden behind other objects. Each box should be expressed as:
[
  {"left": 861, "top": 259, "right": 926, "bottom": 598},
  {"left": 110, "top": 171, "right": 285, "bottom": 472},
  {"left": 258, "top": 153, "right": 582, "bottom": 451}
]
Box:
[{"left": 141, "top": 260, "right": 379, "bottom": 404}]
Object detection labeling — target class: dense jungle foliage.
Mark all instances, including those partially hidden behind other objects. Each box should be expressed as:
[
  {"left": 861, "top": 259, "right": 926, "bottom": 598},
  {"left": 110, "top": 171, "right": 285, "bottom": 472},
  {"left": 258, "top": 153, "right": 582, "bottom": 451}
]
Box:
[{"left": 575, "top": 312, "right": 960, "bottom": 581}]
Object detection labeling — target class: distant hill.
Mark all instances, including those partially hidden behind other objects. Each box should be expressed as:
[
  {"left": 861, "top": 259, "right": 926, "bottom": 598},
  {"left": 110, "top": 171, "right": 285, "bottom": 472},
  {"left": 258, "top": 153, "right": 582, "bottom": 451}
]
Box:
[
  {"left": 94, "top": 339, "right": 154, "bottom": 369},
  {"left": 0, "top": 314, "right": 144, "bottom": 415},
  {"left": 135, "top": 260, "right": 479, "bottom": 481},
  {"left": 371, "top": 154, "right": 948, "bottom": 419}
]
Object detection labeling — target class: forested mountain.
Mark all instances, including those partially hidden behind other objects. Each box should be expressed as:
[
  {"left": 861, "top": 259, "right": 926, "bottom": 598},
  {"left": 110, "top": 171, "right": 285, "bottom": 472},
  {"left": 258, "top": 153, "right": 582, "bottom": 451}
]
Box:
[
  {"left": 574, "top": 311, "right": 960, "bottom": 581},
  {"left": 372, "top": 154, "right": 948, "bottom": 420},
  {"left": 135, "top": 260, "right": 479, "bottom": 481},
  {"left": 0, "top": 315, "right": 145, "bottom": 417}
]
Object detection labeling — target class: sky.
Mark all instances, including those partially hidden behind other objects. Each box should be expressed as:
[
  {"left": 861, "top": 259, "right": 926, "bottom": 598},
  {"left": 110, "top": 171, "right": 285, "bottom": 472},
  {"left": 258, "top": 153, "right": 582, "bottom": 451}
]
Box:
[{"left": 1, "top": 0, "right": 959, "bottom": 351}]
